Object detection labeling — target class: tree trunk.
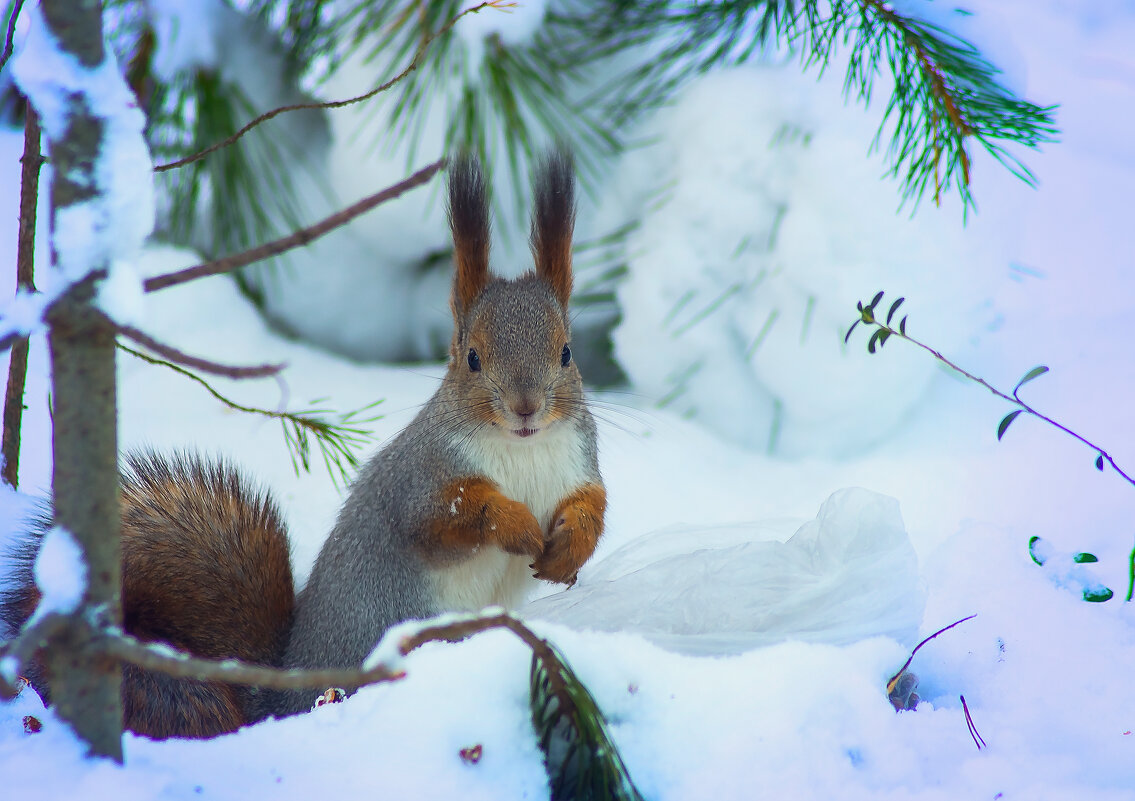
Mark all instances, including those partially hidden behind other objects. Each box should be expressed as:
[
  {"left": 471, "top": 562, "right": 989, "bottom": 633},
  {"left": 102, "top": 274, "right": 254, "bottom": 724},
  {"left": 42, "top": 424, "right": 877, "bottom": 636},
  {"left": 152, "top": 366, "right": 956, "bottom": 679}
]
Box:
[{"left": 38, "top": 0, "right": 124, "bottom": 762}]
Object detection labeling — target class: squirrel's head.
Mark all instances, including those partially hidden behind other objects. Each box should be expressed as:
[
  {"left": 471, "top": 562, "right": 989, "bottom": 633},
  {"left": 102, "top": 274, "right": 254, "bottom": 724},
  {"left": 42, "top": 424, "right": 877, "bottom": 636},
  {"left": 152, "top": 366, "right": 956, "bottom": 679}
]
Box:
[{"left": 444, "top": 152, "right": 582, "bottom": 441}]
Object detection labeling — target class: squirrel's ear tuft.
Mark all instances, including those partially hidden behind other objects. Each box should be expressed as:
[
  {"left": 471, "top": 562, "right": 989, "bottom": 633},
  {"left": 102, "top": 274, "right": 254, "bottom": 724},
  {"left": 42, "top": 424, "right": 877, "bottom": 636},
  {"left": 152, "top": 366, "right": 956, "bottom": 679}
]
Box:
[
  {"left": 529, "top": 149, "right": 576, "bottom": 308},
  {"left": 447, "top": 153, "right": 491, "bottom": 316}
]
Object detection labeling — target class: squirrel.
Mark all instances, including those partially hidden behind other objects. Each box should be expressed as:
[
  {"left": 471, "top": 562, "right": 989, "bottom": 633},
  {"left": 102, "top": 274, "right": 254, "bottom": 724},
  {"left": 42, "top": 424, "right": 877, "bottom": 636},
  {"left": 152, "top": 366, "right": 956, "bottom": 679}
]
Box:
[{"left": 0, "top": 151, "right": 606, "bottom": 740}]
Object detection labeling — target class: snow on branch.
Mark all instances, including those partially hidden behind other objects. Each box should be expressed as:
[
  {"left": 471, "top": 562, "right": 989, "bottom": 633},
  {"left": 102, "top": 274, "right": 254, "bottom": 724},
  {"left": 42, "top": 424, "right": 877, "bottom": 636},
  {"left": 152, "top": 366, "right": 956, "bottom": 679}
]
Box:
[{"left": 11, "top": 3, "right": 154, "bottom": 287}]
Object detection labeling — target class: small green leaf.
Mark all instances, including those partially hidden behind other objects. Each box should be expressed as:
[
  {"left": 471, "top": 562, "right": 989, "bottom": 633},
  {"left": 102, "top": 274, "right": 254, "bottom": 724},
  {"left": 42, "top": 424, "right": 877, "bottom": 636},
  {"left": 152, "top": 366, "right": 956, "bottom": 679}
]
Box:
[
  {"left": 869, "top": 291, "right": 885, "bottom": 311},
  {"left": 1028, "top": 535, "right": 1045, "bottom": 566},
  {"left": 1013, "top": 365, "right": 1049, "bottom": 394},
  {"left": 899, "top": 315, "right": 908, "bottom": 336},
  {"left": 1083, "top": 587, "right": 1114, "bottom": 603},
  {"left": 868, "top": 329, "right": 883, "bottom": 354},
  {"left": 878, "top": 330, "right": 892, "bottom": 348},
  {"left": 857, "top": 300, "right": 864, "bottom": 312},
  {"left": 1095, "top": 453, "right": 1105, "bottom": 471},
  {"left": 886, "top": 297, "right": 905, "bottom": 325},
  {"left": 1073, "top": 552, "right": 1099, "bottom": 564},
  {"left": 997, "top": 410, "right": 1023, "bottom": 441},
  {"left": 845, "top": 320, "right": 860, "bottom": 344}
]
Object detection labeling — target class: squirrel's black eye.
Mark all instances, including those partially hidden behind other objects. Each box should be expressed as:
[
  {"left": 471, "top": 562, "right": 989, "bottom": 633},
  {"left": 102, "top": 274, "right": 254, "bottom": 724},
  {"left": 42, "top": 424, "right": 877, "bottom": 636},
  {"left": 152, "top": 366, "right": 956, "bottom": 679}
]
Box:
[
  {"left": 561, "top": 344, "right": 572, "bottom": 367},
  {"left": 467, "top": 348, "right": 481, "bottom": 372}
]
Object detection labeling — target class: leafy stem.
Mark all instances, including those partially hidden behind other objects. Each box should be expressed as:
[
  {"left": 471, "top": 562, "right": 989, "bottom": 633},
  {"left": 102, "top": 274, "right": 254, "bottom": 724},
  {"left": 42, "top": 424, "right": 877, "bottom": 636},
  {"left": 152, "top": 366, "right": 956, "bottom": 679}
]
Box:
[{"left": 849, "top": 292, "right": 1133, "bottom": 488}]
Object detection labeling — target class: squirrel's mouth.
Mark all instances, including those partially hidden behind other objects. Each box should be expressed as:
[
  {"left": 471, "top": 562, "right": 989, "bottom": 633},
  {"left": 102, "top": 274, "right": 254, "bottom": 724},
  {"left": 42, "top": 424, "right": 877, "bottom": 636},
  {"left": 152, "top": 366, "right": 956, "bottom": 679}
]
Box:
[{"left": 511, "top": 427, "right": 540, "bottom": 438}]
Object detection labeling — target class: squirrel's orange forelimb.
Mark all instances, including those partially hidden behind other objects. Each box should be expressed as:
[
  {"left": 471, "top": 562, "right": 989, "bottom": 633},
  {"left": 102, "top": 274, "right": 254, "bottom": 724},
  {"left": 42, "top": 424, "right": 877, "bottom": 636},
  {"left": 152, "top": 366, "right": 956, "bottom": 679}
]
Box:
[
  {"left": 424, "top": 477, "right": 545, "bottom": 561},
  {"left": 534, "top": 483, "right": 606, "bottom": 585}
]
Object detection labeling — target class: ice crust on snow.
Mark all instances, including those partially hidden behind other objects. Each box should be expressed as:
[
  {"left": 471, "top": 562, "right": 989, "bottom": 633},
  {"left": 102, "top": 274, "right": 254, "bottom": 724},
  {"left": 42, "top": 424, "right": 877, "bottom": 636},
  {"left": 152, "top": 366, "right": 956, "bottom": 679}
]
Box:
[
  {"left": 527, "top": 487, "right": 925, "bottom": 654},
  {"left": 10, "top": 5, "right": 154, "bottom": 324}
]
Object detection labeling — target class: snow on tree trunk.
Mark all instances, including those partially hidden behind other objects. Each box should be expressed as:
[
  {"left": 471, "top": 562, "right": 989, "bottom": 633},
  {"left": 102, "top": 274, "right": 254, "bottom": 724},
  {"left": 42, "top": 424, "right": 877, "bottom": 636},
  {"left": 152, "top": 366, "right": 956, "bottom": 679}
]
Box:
[{"left": 10, "top": 0, "right": 150, "bottom": 761}]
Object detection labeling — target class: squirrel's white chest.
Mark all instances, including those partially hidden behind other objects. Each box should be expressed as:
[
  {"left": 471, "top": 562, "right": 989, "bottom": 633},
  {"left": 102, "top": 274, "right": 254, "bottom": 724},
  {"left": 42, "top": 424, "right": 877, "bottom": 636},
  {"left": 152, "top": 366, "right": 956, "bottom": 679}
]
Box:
[
  {"left": 428, "top": 424, "right": 590, "bottom": 613},
  {"left": 459, "top": 423, "right": 591, "bottom": 531}
]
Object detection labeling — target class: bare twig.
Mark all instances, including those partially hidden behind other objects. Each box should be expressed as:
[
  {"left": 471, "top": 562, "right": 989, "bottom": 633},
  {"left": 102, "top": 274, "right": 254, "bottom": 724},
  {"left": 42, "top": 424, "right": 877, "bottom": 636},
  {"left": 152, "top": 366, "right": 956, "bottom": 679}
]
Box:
[
  {"left": 143, "top": 158, "right": 445, "bottom": 293},
  {"left": 116, "top": 324, "right": 284, "bottom": 379},
  {"left": 118, "top": 343, "right": 379, "bottom": 484},
  {"left": 397, "top": 612, "right": 573, "bottom": 706},
  {"left": 152, "top": 2, "right": 501, "bottom": 173},
  {"left": 2, "top": 101, "right": 42, "bottom": 488},
  {"left": 960, "top": 694, "right": 986, "bottom": 749},
  {"left": 99, "top": 629, "right": 406, "bottom": 691},
  {"left": 118, "top": 342, "right": 294, "bottom": 417},
  {"left": 0, "top": 0, "right": 25, "bottom": 74},
  {"left": 0, "top": 611, "right": 67, "bottom": 699},
  {"left": 887, "top": 614, "right": 977, "bottom": 695}
]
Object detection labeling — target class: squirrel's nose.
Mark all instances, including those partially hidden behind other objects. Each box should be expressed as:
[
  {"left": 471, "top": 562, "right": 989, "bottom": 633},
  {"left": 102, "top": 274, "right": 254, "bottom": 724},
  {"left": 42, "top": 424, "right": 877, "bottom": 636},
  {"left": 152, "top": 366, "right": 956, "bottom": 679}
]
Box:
[{"left": 511, "top": 398, "right": 540, "bottom": 419}]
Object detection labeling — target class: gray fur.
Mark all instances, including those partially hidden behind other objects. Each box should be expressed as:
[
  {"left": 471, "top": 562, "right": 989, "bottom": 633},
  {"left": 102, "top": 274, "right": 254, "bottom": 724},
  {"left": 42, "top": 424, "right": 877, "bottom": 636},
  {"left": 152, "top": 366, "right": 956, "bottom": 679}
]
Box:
[{"left": 262, "top": 158, "right": 601, "bottom": 718}]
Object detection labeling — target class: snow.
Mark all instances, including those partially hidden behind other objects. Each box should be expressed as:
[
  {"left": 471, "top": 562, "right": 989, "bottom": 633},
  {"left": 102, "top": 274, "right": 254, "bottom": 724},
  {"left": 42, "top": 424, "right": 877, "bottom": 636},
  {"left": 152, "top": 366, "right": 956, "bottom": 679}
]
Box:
[
  {"left": 9, "top": 3, "right": 154, "bottom": 323},
  {"left": 1, "top": 0, "right": 1135, "bottom": 798},
  {"left": 606, "top": 62, "right": 1003, "bottom": 457},
  {"left": 148, "top": 0, "right": 227, "bottom": 80},
  {"left": 27, "top": 527, "right": 87, "bottom": 627},
  {"left": 455, "top": 1, "right": 549, "bottom": 82}
]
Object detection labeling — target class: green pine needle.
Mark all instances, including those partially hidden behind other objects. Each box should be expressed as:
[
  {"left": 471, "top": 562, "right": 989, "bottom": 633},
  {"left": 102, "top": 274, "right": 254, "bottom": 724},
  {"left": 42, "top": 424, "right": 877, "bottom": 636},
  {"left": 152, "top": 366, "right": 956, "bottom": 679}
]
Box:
[{"left": 529, "top": 643, "right": 645, "bottom": 801}]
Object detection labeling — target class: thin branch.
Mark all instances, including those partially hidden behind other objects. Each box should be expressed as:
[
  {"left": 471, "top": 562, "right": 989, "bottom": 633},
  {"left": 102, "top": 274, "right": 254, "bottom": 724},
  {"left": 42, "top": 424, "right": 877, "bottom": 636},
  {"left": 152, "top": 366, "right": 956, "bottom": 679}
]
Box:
[
  {"left": 118, "top": 342, "right": 293, "bottom": 418},
  {"left": 856, "top": 303, "right": 1135, "bottom": 489},
  {"left": 0, "top": 0, "right": 25, "bottom": 74},
  {"left": 0, "top": 611, "right": 67, "bottom": 699},
  {"left": 152, "top": 2, "right": 501, "bottom": 173},
  {"left": 2, "top": 102, "right": 42, "bottom": 489},
  {"left": 397, "top": 612, "right": 573, "bottom": 706},
  {"left": 143, "top": 158, "right": 445, "bottom": 293},
  {"left": 887, "top": 614, "right": 977, "bottom": 694},
  {"left": 960, "top": 694, "right": 986, "bottom": 749},
  {"left": 118, "top": 343, "right": 379, "bottom": 485},
  {"left": 99, "top": 629, "right": 406, "bottom": 691},
  {"left": 116, "top": 324, "right": 284, "bottom": 379}
]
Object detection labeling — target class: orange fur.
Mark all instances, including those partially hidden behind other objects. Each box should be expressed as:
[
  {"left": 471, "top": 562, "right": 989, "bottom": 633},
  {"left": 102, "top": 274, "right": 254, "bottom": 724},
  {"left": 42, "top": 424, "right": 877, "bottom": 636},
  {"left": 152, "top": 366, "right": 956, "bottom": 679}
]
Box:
[
  {"left": 533, "top": 483, "right": 606, "bottom": 584},
  {"left": 424, "top": 478, "right": 545, "bottom": 562}
]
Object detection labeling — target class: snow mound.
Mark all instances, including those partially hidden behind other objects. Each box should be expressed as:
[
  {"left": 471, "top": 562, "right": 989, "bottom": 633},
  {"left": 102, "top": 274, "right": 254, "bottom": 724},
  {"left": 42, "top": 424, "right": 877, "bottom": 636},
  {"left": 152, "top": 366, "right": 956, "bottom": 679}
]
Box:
[
  {"left": 527, "top": 487, "right": 924, "bottom": 654},
  {"left": 607, "top": 64, "right": 1003, "bottom": 457}
]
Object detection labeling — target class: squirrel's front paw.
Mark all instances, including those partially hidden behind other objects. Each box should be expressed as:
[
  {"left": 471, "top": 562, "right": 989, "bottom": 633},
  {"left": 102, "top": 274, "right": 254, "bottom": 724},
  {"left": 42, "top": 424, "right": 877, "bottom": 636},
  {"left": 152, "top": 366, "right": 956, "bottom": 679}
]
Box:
[
  {"left": 532, "top": 483, "right": 606, "bottom": 585},
  {"left": 483, "top": 493, "right": 544, "bottom": 558},
  {"left": 429, "top": 478, "right": 544, "bottom": 559}
]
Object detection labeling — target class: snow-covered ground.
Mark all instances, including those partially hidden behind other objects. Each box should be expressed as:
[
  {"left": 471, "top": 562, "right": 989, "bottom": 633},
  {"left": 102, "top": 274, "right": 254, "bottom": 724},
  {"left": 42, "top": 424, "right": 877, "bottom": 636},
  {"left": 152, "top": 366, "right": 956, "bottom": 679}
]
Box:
[{"left": 3, "top": 0, "right": 1135, "bottom": 798}]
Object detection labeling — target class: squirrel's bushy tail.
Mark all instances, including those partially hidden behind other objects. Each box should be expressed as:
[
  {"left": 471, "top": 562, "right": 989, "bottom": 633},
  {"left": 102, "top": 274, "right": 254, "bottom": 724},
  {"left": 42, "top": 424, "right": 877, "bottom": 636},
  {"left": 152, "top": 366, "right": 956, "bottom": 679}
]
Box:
[{"left": 0, "top": 452, "right": 295, "bottom": 739}]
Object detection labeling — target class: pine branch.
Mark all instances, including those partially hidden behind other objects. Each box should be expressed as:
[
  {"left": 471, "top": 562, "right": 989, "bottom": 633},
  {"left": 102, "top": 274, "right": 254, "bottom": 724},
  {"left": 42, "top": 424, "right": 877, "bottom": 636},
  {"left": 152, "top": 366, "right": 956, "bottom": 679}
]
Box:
[
  {"left": 849, "top": 292, "right": 1134, "bottom": 488},
  {"left": 397, "top": 613, "right": 645, "bottom": 800},
  {"left": 143, "top": 158, "right": 445, "bottom": 292},
  {"left": 116, "top": 324, "right": 285, "bottom": 379},
  {"left": 344, "top": 0, "right": 616, "bottom": 224},
  {"left": 557, "top": 0, "right": 1057, "bottom": 209},
  {"left": 2, "top": 101, "right": 42, "bottom": 489},
  {"left": 151, "top": 2, "right": 501, "bottom": 174},
  {"left": 118, "top": 343, "right": 381, "bottom": 486}
]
